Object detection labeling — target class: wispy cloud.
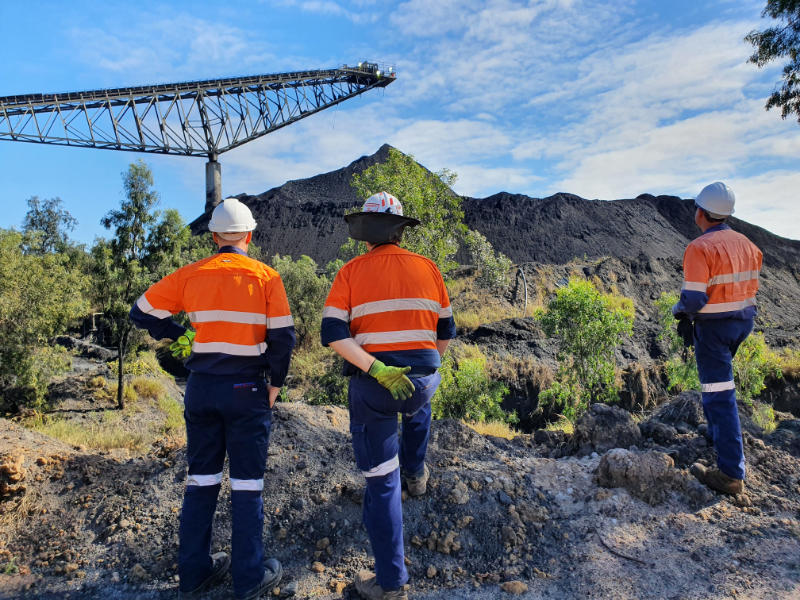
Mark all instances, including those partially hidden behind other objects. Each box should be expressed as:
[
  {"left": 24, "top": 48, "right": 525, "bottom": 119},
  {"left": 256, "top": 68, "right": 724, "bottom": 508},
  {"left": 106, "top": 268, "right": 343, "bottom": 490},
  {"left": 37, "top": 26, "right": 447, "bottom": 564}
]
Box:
[{"left": 270, "top": 0, "right": 380, "bottom": 23}]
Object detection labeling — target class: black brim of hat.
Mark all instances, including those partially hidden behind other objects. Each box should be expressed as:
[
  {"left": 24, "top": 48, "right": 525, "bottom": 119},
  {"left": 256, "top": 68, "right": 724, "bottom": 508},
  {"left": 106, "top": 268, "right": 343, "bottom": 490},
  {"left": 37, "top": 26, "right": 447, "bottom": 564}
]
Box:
[{"left": 344, "top": 212, "right": 420, "bottom": 243}]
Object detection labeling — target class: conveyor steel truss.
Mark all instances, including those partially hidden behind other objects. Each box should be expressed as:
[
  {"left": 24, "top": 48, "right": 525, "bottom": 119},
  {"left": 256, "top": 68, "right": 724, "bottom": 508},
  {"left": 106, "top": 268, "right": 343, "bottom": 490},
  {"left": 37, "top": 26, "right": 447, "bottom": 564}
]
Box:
[{"left": 0, "top": 64, "right": 395, "bottom": 157}]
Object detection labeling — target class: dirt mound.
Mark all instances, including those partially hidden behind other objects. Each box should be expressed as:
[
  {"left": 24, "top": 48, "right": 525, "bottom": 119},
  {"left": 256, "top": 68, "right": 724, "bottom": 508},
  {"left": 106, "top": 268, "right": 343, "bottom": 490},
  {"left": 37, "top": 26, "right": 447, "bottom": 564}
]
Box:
[{"left": 2, "top": 380, "right": 800, "bottom": 599}]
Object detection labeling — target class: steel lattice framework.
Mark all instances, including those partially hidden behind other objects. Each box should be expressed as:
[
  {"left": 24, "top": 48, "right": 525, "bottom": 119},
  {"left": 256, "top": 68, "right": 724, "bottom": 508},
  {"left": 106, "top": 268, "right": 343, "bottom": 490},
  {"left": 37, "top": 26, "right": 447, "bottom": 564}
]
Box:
[{"left": 0, "top": 63, "right": 395, "bottom": 157}]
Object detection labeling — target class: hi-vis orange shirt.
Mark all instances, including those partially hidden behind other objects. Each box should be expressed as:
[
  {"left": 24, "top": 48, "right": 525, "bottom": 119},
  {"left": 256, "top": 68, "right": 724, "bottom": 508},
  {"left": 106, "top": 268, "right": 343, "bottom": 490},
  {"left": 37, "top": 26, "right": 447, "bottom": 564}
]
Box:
[
  {"left": 673, "top": 224, "right": 762, "bottom": 320},
  {"left": 130, "top": 247, "right": 295, "bottom": 384},
  {"left": 321, "top": 244, "right": 456, "bottom": 374}
]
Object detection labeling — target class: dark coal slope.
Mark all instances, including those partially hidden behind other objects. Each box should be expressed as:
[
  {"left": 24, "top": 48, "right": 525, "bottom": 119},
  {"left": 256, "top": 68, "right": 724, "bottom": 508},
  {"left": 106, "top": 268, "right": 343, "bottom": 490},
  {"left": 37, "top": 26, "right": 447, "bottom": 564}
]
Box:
[
  {"left": 190, "top": 145, "right": 393, "bottom": 264},
  {"left": 462, "top": 192, "right": 800, "bottom": 268}
]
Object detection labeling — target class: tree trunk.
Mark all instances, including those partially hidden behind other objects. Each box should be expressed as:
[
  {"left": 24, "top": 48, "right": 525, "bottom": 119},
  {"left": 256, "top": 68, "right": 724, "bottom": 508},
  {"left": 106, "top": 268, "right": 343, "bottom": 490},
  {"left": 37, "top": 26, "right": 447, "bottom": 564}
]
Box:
[{"left": 116, "top": 328, "right": 129, "bottom": 410}]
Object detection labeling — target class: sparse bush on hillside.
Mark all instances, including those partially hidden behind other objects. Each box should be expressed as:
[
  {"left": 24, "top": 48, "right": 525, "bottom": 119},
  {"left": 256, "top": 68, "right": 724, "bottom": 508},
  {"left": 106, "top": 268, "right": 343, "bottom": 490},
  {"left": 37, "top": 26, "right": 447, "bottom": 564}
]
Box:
[
  {"left": 271, "top": 254, "right": 330, "bottom": 346},
  {"left": 537, "top": 277, "right": 634, "bottom": 420},
  {"left": 433, "top": 344, "right": 515, "bottom": 424},
  {"left": 463, "top": 229, "right": 512, "bottom": 291}
]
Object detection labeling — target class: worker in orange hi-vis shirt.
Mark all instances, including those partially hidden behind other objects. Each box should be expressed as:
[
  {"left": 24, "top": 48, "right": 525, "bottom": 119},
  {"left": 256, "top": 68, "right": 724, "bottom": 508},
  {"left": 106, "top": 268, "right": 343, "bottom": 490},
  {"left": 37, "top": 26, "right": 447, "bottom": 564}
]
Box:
[
  {"left": 672, "top": 182, "right": 762, "bottom": 497},
  {"left": 130, "top": 198, "right": 294, "bottom": 600},
  {"left": 321, "top": 191, "right": 456, "bottom": 600}
]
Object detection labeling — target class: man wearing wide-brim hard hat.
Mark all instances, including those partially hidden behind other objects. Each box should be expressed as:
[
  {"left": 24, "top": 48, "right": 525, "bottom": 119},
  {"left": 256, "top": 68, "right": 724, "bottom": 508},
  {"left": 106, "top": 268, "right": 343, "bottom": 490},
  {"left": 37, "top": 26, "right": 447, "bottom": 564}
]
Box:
[{"left": 322, "top": 191, "right": 455, "bottom": 600}]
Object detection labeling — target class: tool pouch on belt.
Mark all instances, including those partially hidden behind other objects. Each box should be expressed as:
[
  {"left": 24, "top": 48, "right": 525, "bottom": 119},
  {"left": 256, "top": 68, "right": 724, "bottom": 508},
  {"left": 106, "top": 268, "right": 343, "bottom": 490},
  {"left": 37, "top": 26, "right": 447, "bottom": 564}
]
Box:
[{"left": 676, "top": 317, "right": 694, "bottom": 348}]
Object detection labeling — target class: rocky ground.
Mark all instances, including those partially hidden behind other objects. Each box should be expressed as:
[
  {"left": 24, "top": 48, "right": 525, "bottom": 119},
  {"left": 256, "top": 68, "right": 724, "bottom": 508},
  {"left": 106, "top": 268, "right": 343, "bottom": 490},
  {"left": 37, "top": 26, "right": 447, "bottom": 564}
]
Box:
[{"left": 2, "top": 355, "right": 800, "bottom": 600}]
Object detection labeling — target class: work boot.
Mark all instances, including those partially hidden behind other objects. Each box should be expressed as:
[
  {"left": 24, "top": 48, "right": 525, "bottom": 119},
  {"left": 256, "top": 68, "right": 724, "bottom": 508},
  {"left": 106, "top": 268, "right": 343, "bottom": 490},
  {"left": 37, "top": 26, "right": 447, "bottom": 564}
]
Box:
[
  {"left": 404, "top": 464, "right": 429, "bottom": 497},
  {"left": 237, "top": 558, "right": 282, "bottom": 600},
  {"left": 178, "top": 551, "right": 230, "bottom": 599},
  {"left": 354, "top": 570, "right": 408, "bottom": 600},
  {"left": 690, "top": 463, "right": 744, "bottom": 495}
]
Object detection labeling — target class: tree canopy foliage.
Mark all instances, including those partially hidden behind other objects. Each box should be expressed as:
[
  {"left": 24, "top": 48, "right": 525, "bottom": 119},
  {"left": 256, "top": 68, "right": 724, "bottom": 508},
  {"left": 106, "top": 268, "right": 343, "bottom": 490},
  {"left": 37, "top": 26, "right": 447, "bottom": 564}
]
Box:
[
  {"left": 746, "top": 0, "right": 800, "bottom": 122},
  {"left": 22, "top": 196, "right": 78, "bottom": 254},
  {"left": 349, "top": 148, "right": 511, "bottom": 288},
  {"left": 0, "top": 229, "right": 89, "bottom": 409}
]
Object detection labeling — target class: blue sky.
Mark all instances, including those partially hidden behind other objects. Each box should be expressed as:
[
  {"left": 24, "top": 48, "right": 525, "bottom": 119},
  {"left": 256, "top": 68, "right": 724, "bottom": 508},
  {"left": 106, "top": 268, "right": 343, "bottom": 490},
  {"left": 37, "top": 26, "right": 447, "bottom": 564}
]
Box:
[{"left": 1, "top": 0, "right": 798, "bottom": 244}]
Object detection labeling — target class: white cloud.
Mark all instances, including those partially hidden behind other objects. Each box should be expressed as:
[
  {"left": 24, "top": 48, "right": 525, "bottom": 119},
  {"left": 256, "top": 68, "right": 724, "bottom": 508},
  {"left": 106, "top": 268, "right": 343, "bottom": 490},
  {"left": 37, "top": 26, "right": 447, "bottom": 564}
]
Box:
[
  {"left": 730, "top": 171, "right": 800, "bottom": 240},
  {"left": 70, "top": 14, "right": 282, "bottom": 84}
]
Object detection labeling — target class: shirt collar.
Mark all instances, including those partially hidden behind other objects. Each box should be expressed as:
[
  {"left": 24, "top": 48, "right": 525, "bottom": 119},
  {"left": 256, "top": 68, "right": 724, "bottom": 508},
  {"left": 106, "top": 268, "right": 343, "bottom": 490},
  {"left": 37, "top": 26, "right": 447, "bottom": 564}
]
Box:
[
  {"left": 703, "top": 223, "right": 730, "bottom": 235},
  {"left": 218, "top": 245, "right": 248, "bottom": 256}
]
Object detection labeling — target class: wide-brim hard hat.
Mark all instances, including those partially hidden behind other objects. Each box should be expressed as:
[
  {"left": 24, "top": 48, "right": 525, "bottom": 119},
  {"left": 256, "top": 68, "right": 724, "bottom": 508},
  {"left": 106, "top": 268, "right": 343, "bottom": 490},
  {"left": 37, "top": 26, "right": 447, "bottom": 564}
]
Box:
[{"left": 344, "top": 212, "right": 420, "bottom": 243}]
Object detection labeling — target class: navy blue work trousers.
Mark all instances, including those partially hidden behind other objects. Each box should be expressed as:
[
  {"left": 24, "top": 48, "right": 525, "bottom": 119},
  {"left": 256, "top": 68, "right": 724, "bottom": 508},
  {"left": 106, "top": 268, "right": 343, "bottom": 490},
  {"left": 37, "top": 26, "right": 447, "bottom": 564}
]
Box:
[
  {"left": 694, "top": 318, "right": 753, "bottom": 481},
  {"left": 178, "top": 373, "right": 272, "bottom": 598},
  {"left": 348, "top": 371, "right": 441, "bottom": 591}
]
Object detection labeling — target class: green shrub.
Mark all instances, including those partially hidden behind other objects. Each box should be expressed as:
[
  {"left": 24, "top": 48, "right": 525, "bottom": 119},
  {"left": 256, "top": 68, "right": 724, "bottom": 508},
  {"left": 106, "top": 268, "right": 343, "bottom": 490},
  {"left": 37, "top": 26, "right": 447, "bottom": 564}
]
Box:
[
  {"left": 537, "top": 277, "right": 634, "bottom": 420},
  {"left": 271, "top": 254, "right": 330, "bottom": 346},
  {"left": 655, "top": 292, "right": 700, "bottom": 392},
  {"left": 432, "top": 345, "right": 514, "bottom": 424},
  {"left": 0, "top": 229, "right": 89, "bottom": 410},
  {"left": 733, "top": 332, "right": 782, "bottom": 405},
  {"left": 752, "top": 401, "right": 777, "bottom": 433},
  {"left": 306, "top": 369, "right": 349, "bottom": 407},
  {"left": 463, "top": 229, "right": 512, "bottom": 291}
]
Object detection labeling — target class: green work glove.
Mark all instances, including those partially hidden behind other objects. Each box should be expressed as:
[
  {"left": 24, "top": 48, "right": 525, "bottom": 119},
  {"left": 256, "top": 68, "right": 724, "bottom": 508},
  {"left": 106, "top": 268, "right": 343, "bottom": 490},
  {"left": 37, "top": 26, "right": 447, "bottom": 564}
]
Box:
[
  {"left": 368, "top": 359, "right": 415, "bottom": 400},
  {"left": 170, "top": 330, "right": 196, "bottom": 359}
]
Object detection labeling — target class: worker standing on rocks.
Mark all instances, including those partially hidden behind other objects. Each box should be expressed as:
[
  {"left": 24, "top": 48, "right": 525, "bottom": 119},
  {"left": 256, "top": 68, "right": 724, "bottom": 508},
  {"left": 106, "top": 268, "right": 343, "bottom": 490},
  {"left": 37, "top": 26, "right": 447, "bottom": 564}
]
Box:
[
  {"left": 672, "top": 182, "right": 762, "bottom": 496},
  {"left": 321, "top": 192, "right": 456, "bottom": 600},
  {"left": 129, "top": 198, "right": 295, "bottom": 600}
]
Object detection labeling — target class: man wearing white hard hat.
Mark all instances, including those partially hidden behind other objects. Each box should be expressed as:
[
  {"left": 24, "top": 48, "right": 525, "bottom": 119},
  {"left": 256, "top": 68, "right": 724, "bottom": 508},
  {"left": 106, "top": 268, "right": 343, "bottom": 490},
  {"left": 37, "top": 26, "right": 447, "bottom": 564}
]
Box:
[
  {"left": 130, "top": 197, "right": 295, "bottom": 599},
  {"left": 321, "top": 191, "right": 456, "bottom": 600},
  {"left": 672, "top": 182, "right": 762, "bottom": 496}
]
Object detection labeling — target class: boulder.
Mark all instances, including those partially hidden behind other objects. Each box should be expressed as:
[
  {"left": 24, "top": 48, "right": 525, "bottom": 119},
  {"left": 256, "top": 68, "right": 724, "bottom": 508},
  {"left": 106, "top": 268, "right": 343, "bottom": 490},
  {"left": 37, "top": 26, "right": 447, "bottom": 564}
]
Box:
[
  {"left": 596, "top": 448, "right": 675, "bottom": 505},
  {"left": 572, "top": 403, "right": 641, "bottom": 455}
]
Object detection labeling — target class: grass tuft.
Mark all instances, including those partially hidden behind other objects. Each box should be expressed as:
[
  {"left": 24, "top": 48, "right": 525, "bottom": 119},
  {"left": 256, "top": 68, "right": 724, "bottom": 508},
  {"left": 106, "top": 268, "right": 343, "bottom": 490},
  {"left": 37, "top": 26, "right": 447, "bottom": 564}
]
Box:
[{"left": 464, "top": 420, "right": 517, "bottom": 440}]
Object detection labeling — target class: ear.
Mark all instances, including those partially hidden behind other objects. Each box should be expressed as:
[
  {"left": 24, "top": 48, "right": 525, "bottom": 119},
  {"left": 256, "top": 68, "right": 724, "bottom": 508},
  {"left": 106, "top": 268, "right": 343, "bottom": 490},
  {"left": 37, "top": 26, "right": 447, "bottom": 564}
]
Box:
[
  {"left": 245, "top": 231, "right": 253, "bottom": 245},
  {"left": 212, "top": 232, "right": 220, "bottom": 245}
]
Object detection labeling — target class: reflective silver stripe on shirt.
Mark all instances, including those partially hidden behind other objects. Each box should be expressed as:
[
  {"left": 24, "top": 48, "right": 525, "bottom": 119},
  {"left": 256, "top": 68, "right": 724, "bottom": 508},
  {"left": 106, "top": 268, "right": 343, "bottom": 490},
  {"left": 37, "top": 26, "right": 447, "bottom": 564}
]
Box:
[
  {"left": 351, "top": 298, "right": 442, "bottom": 319},
  {"left": 362, "top": 455, "right": 399, "bottom": 478},
  {"left": 682, "top": 281, "right": 707, "bottom": 292},
  {"left": 697, "top": 297, "right": 757, "bottom": 314},
  {"left": 186, "top": 472, "right": 223, "bottom": 487},
  {"left": 136, "top": 293, "right": 172, "bottom": 319},
  {"left": 322, "top": 306, "right": 350, "bottom": 321},
  {"left": 439, "top": 306, "right": 453, "bottom": 318},
  {"left": 189, "top": 310, "right": 267, "bottom": 325},
  {"left": 230, "top": 478, "right": 265, "bottom": 491},
  {"left": 192, "top": 341, "right": 268, "bottom": 356},
  {"left": 701, "top": 380, "right": 735, "bottom": 393},
  {"left": 266, "top": 315, "right": 294, "bottom": 329},
  {"left": 708, "top": 270, "right": 760, "bottom": 286},
  {"left": 353, "top": 330, "right": 438, "bottom": 346}
]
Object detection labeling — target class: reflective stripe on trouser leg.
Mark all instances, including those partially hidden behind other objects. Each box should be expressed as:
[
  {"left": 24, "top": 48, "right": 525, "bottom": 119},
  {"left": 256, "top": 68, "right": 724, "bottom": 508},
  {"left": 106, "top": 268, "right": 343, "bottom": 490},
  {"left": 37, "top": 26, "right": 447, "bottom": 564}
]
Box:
[
  {"left": 179, "top": 483, "right": 221, "bottom": 592},
  {"left": 363, "top": 468, "right": 406, "bottom": 590},
  {"left": 400, "top": 372, "right": 440, "bottom": 476},
  {"left": 694, "top": 319, "right": 752, "bottom": 481}
]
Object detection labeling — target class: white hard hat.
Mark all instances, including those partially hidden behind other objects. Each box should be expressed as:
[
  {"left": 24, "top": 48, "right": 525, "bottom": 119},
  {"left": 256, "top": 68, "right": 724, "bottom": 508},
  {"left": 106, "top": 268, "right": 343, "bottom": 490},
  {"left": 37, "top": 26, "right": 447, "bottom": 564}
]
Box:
[
  {"left": 361, "top": 191, "right": 406, "bottom": 216},
  {"left": 208, "top": 197, "right": 257, "bottom": 233},
  {"left": 695, "top": 182, "right": 735, "bottom": 217}
]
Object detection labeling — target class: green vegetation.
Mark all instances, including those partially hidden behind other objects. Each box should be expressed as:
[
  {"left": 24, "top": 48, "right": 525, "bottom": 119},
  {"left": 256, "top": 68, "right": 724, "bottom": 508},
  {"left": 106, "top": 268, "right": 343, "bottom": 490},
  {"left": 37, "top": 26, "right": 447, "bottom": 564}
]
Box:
[
  {"left": 733, "top": 332, "right": 782, "bottom": 405},
  {"left": 537, "top": 277, "right": 634, "bottom": 420},
  {"left": 746, "top": 0, "right": 800, "bottom": 123},
  {"left": 432, "top": 344, "right": 515, "bottom": 424},
  {"left": 350, "top": 147, "right": 511, "bottom": 288},
  {"left": 655, "top": 292, "right": 700, "bottom": 392},
  {"left": 0, "top": 229, "right": 88, "bottom": 411},
  {"left": 271, "top": 254, "right": 330, "bottom": 346}
]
